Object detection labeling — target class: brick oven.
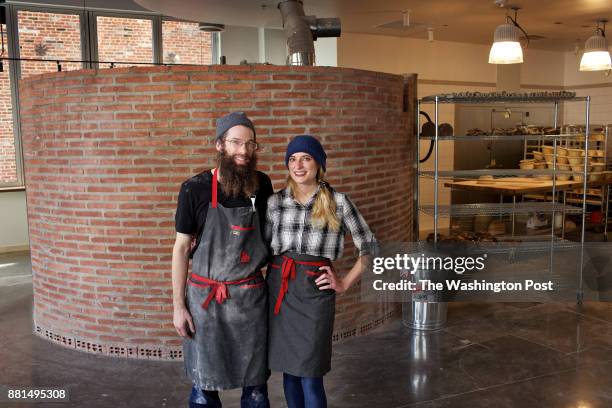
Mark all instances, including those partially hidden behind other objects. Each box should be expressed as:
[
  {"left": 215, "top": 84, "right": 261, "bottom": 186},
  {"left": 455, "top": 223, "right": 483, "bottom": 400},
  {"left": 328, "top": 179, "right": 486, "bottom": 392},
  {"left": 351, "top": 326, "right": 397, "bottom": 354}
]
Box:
[{"left": 19, "top": 65, "right": 416, "bottom": 359}]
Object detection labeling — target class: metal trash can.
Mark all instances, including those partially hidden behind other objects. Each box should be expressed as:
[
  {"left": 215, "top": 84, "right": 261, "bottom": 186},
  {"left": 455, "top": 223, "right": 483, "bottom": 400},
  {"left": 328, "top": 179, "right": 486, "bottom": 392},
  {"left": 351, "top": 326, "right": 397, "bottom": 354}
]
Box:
[
  {"left": 401, "top": 248, "right": 449, "bottom": 330},
  {"left": 402, "top": 300, "right": 447, "bottom": 330}
]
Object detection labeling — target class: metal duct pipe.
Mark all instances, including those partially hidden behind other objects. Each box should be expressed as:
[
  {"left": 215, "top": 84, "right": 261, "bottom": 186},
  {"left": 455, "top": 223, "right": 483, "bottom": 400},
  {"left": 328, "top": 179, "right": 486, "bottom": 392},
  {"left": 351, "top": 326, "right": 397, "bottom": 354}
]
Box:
[
  {"left": 278, "top": 0, "right": 341, "bottom": 66},
  {"left": 278, "top": 0, "right": 314, "bottom": 65},
  {"left": 305, "top": 16, "right": 342, "bottom": 40}
]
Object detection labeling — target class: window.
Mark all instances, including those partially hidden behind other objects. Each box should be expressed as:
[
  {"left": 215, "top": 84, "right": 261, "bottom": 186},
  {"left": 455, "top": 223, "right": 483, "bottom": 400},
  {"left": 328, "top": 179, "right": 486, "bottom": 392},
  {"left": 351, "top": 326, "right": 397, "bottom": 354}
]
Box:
[
  {"left": 0, "top": 23, "right": 17, "bottom": 185},
  {"left": 97, "top": 15, "right": 153, "bottom": 67},
  {"left": 162, "top": 20, "right": 213, "bottom": 65},
  {"left": 17, "top": 11, "right": 82, "bottom": 78},
  {"left": 0, "top": 7, "right": 217, "bottom": 188}
]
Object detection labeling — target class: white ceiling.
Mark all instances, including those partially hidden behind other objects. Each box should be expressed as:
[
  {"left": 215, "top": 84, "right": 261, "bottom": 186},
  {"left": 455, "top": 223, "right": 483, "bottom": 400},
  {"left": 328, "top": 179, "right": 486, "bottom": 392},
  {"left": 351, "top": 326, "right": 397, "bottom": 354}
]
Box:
[{"left": 133, "top": 0, "right": 612, "bottom": 52}]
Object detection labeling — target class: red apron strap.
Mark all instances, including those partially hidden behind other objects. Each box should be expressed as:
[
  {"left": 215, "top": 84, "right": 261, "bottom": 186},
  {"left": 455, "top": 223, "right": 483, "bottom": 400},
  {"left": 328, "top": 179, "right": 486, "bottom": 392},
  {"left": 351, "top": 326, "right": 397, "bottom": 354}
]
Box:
[
  {"left": 294, "top": 259, "right": 330, "bottom": 267},
  {"left": 212, "top": 168, "right": 218, "bottom": 208},
  {"left": 203, "top": 282, "right": 228, "bottom": 309},
  {"left": 274, "top": 256, "right": 296, "bottom": 315},
  {"left": 190, "top": 272, "right": 262, "bottom": 309},
  {"left": 273, "top": 256, "right": 330, "bottom": 315}
]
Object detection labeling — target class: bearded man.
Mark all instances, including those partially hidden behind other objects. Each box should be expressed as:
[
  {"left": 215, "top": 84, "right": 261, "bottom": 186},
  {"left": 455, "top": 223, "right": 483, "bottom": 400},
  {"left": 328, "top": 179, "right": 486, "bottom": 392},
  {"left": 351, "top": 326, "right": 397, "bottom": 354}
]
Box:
[{"left": 172, "top": 112, "right": 273, "bottom": 408}]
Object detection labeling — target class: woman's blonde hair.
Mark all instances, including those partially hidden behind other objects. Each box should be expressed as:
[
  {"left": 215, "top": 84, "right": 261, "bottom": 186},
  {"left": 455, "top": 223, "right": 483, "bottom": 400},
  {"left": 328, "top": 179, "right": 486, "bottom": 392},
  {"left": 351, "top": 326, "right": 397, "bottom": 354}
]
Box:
[{"left": 287, "top": 168, "right": 340, "bottom": 231}]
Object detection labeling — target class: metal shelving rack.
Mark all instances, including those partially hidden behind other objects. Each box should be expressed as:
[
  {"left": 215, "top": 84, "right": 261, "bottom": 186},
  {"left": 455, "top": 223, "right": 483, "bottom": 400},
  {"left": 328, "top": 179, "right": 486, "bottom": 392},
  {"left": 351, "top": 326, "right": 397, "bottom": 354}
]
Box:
[
  {"left": 564, "top": 125, "right": 609, "bottom": 221},
  {"left": 415, "top": 93, "right": 593, "bottom": 303},
  {"left": 524, "top": 125, "right": 610, "bottom": 239}
]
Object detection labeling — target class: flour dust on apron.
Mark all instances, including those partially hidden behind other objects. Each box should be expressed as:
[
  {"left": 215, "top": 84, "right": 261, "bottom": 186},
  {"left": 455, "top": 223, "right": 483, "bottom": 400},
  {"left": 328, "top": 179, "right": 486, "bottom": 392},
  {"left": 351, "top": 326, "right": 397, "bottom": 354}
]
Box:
[{"left": 184, "top": 170, "right": 269, "bottom": 390}]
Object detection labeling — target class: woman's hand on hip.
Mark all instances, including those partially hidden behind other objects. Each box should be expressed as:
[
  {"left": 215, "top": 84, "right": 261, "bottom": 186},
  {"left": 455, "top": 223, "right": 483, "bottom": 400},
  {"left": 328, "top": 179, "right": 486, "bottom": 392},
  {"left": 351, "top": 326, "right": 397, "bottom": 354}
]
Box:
[{"left": 315, "top": 266, "right": 347, "bottom": 293}]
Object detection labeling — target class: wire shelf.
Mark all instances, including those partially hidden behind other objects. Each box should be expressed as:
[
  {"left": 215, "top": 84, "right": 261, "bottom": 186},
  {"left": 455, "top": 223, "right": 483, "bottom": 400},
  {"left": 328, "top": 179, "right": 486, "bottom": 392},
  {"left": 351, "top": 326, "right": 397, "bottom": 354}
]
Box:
[
  {"left": 419, "top": 134, "right": 587, "bottom": 141},
  {"left": 499, "top": 238, "right": 574, "bottom": 252},
  {"left": 463, "top": 238, "right": 581, "bottom": 254},
  {"left": 419, "top": 169, "right": 580, "bottom": 178},
  {"left": 420, "top": 92, "right": 582, "bottom": 104},
  {"left": 416, "top": 236, "right": 580, "bottom": 254},
  {"left": 418, "top": 203, "right": 584, "bottom": 217}
]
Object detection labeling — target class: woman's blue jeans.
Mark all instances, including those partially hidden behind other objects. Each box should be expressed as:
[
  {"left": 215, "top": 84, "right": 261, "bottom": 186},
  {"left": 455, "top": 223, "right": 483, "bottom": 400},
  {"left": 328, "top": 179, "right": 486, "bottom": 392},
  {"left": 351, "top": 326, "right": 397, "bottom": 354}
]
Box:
[{"left": 283, "top": 373, "right": 327, "bottom": 408}]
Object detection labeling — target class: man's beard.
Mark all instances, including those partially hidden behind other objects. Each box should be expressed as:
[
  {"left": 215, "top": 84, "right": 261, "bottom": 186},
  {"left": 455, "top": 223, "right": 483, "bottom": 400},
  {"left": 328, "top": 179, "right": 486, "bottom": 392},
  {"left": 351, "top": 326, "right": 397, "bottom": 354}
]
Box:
[{"left": 216, "top": 149, "right": 259, "bottom": 198}]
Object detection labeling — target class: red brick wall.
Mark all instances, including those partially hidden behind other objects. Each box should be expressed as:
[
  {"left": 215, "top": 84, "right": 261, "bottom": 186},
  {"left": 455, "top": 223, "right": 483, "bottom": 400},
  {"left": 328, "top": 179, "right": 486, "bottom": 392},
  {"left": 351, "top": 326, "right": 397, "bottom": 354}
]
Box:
[{"left": 19, "top": 65, "right": 414, "bottom": 359}]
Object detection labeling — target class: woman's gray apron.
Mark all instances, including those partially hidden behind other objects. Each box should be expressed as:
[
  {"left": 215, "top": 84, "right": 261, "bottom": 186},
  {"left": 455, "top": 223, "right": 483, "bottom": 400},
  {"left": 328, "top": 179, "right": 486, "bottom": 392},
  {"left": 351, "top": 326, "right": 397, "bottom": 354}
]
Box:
[
  {"left": 267, "top": 251, "right": 336, "bottom": 377},
  {"left": 184, "top": 169, "right": 269, "bottom": 390}
]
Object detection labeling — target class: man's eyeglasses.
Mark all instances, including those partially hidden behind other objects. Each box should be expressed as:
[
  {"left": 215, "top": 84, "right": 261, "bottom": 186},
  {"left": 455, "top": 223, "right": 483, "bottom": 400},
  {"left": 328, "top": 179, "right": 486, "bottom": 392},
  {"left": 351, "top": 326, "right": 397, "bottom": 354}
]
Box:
[{"left": 225, "top": 139, "right": 259, "bottom": 151}]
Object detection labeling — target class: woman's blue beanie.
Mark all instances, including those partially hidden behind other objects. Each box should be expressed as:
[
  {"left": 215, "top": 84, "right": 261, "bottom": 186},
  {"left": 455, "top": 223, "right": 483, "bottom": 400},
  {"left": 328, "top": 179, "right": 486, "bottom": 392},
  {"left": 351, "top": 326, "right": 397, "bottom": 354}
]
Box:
[{"left": 285, "top": 135, "right": 327, "bottom": 172}]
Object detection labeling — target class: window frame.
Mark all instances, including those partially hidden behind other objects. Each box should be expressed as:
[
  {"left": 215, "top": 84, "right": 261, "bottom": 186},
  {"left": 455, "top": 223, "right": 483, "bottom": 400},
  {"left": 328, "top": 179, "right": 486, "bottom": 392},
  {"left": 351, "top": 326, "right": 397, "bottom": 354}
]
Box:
[
  {"left": 92, "top": 11, "right": 160, "bottom": 68},
  {"left": 4, "top": 4, "right": 89, "bottom": 189},
  {"left": 160, "top": 16, "right": 221, "bottom": 65},
  {"left": 1, "top": 4, "right": 218, "bottom": 190}
]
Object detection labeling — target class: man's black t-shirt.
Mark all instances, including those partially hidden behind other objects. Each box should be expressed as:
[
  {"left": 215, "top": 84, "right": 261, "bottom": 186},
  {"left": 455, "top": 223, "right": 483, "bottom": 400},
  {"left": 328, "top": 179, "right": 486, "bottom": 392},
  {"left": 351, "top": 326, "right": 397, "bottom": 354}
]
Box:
[{"left": 175, "top": 169, "right": 274, "bottom": 255}]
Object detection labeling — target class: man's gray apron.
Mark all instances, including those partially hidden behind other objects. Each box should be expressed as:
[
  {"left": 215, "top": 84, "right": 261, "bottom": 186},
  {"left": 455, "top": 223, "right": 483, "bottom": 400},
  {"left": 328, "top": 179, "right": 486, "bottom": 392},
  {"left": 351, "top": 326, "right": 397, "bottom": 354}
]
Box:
[
  {"left": 267, "top": 251, "right": 336, "bottom": 377},
  {"left": 184, "top": 170, "right": 269, "bottom": 390}
]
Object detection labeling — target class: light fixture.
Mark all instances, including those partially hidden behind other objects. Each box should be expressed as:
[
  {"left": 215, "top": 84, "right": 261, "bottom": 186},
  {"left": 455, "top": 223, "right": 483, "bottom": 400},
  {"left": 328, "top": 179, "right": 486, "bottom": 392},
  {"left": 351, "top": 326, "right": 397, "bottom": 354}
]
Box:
[
  {"left": 198, "top": 22, "right": 225, "bottom": 32},
  {"left": 579, "top": 20, "right": 611, "bottom": 72},
  {"left": 488, "top": 7, "right": 527, "bottom": 64}
]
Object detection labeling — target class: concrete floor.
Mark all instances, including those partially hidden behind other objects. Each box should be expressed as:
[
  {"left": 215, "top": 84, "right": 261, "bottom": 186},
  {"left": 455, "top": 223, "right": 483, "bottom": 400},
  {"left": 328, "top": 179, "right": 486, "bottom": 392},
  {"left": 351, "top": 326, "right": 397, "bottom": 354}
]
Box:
[{"left": 1, "top": 251, "right": 612, "bottom": 407}]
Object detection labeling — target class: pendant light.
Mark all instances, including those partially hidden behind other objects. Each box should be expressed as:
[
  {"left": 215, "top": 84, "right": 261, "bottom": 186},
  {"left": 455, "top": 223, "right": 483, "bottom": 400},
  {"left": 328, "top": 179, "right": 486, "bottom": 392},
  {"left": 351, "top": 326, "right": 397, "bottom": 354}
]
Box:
[
  {"left": 489, "top": 7, "right": 527, "bottom": 64},
  {"left": 579, "top": 20, "right": 611, "bottom": 72}
]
